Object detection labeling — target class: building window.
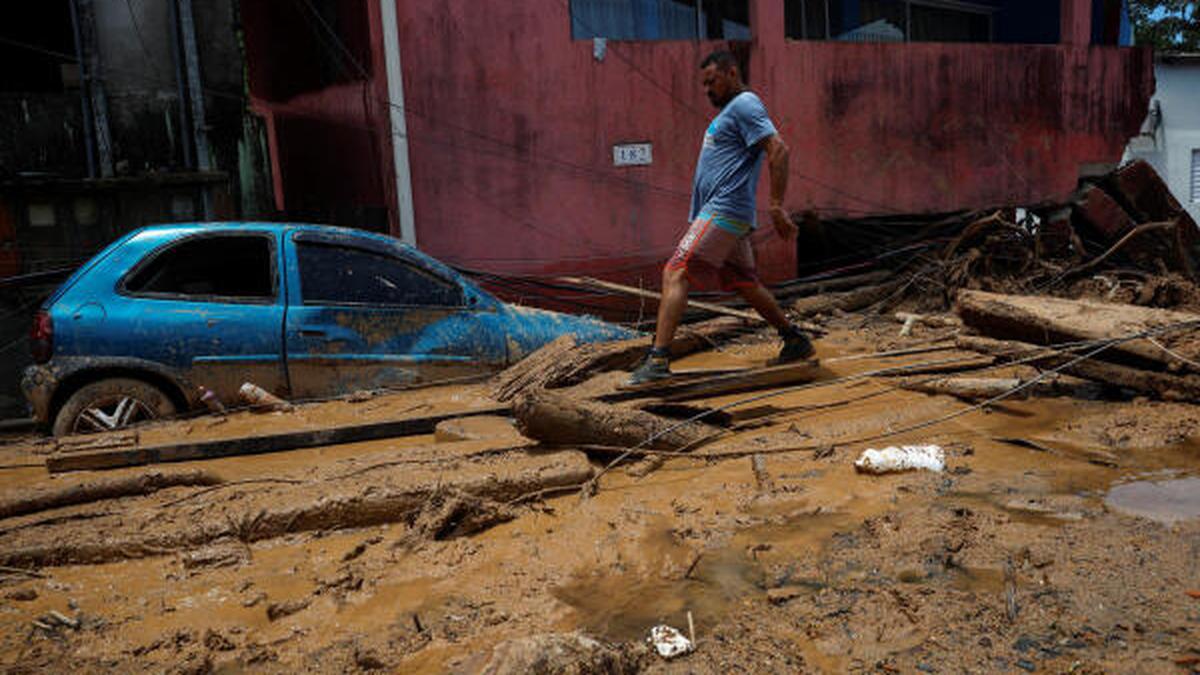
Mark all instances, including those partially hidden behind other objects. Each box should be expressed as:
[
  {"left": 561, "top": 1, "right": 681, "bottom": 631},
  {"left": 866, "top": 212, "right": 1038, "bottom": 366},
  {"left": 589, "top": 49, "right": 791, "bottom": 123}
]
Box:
[
  {"left": 1191, "top": 149, "right": 1200, "bottom": 204},
  {"left": 785, "top": 0, "right": 1061, "bottom": 44},
  {"left": 0, "top": 0, "right": 76, "bottom": 92},
  {"left": 570, "top": 0, "right": 750, "bottom": 40}
]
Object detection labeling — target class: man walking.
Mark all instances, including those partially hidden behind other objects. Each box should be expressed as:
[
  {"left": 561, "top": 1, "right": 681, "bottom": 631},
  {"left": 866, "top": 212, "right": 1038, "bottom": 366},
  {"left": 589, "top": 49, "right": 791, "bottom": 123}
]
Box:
[{"left": 629, "top": 50, "right": 815, "bottom": 384}]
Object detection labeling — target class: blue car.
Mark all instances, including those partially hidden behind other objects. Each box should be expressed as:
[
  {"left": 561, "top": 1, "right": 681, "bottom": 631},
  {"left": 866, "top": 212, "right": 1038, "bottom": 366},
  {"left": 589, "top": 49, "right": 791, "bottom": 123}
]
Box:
[{"left": 22, "top": 223, "right": 635, "bottom": 436}]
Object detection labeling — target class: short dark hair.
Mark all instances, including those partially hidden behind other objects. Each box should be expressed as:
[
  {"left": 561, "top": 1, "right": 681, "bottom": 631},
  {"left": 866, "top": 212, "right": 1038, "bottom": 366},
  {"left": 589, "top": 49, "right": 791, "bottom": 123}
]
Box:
[{"left": 700, "top": 50, "right": 740, "bottom": 73}]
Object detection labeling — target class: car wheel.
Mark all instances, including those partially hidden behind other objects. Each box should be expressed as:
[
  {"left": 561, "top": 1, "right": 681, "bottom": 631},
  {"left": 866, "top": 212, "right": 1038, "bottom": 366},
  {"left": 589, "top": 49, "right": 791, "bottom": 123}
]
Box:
[{"left": 52, "top": 378, "right": 178, "bottom": 437}]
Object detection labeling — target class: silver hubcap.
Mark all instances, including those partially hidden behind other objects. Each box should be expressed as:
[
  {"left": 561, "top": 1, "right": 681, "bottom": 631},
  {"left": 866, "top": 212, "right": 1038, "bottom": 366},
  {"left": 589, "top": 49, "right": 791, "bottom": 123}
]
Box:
[{"left": 75, "top": 397, "right": 155, "bottom": 433}]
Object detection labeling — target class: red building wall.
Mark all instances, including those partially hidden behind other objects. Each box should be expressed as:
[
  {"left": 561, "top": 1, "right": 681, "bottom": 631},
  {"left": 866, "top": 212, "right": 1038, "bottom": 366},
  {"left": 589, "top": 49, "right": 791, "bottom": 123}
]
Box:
[
  {"left": 243, "top": 0, "right": 1154, "bottom": 286},
  {"left": 387, "top": 0, "right": 1152, "bottom": 283}
]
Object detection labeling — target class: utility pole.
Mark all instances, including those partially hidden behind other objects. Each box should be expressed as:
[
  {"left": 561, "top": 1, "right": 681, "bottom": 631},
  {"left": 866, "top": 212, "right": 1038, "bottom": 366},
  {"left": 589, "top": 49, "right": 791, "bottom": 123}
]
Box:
[
  {"left": 380, "top": 0, "right": 417, "bottom": 246},
  {"left": 73, "top": 0, "right": 114, "bottom": 178},
  {"left": 175, "top": 0, "right": 213, "bottom": 218}
]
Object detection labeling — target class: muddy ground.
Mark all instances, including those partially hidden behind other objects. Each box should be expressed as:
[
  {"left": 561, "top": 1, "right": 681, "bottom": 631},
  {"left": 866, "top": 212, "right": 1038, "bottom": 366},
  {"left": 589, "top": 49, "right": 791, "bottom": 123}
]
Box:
[{"left": 1, "top": 315, "right": 1198, "bottom": 674}]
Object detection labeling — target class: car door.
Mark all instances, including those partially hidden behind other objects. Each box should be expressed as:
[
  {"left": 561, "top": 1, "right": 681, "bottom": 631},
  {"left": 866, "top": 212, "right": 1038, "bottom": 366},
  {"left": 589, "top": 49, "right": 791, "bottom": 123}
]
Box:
[
  {"left": 283, "top": 230, "right": 507, "bottom": 399},
  {"left": 111, "top": 230, "right": 287, "bottom": 402}
]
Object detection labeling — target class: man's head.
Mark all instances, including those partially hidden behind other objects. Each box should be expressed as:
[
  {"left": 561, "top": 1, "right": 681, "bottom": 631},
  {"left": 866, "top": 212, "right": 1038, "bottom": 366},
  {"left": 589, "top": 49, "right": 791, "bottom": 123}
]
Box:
[{"left": 700, "top": 51, "right": 743, "bottom": 108}]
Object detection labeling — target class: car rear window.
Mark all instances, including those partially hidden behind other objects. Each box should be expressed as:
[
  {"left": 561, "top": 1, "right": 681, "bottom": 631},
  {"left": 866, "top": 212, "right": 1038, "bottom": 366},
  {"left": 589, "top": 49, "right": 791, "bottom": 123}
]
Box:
[
  {"left": 296, "top": 242, "right": 463, "bottom": 307},
  {"left": 124, "top": 235, "right": 275, "bottom": 300}
]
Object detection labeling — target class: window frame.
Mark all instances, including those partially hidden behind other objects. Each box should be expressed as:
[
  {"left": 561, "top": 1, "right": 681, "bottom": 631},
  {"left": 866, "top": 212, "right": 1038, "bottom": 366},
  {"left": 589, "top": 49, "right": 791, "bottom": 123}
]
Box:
[
  {"left": 785, "top": 0, "right": 995, "bottom": 43},
  {"left": 118, "top": 231, "right": 279, "bottom": 305},
  {"left": 291, "top": 235, "right": 467, "bottom": 310},
  {"left": 568, "top": 0, "right": 751, "bottom": 41},
  {"left": 1191, "top": 148, "right": 1200, "bottom": 205}
]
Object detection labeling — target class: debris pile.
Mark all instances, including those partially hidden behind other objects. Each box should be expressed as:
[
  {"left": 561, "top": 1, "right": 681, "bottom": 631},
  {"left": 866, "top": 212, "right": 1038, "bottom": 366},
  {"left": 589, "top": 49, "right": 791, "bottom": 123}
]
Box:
[
  {"left": 910, "top": 160, "right": 1200, "bottom": 309},
  {"left": 952, "top": 290, "right": 1200, "bottom": 402}
]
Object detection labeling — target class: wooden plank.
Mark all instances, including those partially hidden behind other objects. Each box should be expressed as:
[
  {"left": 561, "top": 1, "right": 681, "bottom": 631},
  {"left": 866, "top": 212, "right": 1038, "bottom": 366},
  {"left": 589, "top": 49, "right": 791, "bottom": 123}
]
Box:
[
  {"left": 559, "top": 275, "right": 764, "bottom": 322},
  {"left": 602, "top": 360, "right": 822, "bottom": 402},
  {"left": 955, "top": 334, "right": 1200, "bottom": 402},
  {"left": 956, "top": 289, "right": 1200, "bottom": 372},
  {"left": 46, "top": 404, "right": 512, "bottom": 474},
  {"left": 560, "top": 276, "right": 825, "bottom": 336}
]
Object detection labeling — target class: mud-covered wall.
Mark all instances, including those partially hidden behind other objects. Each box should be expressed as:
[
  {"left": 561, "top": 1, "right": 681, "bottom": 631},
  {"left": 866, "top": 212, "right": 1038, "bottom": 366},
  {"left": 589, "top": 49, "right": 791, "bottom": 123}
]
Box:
[{"left": 387, "top": 0, "right": 1153, "bottom": 283}]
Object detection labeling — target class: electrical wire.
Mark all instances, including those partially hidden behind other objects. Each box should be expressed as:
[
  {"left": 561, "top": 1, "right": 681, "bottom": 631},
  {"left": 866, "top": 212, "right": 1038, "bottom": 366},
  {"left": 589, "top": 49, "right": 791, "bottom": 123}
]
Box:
[
  {"left": 1, "top": 10, "right": 952, "bottom": 277},
  {"left": 577, "top": 319, "right": 1200, "bottom": 490}
]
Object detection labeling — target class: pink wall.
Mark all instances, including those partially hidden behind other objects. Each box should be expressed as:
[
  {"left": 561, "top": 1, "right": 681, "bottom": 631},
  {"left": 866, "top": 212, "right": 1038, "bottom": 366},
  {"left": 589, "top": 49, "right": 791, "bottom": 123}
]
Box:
[
  {"left": 387, "top": 1, "right": 1154, "bottom": 284},
  {"left": 386, "top": 1, "right": 1153, "bottom": 283}
]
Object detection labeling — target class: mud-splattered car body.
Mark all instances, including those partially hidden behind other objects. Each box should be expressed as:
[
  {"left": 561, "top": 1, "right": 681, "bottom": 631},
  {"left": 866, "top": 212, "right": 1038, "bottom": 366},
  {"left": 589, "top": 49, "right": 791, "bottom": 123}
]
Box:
[{"left": 22, "top": 223, "right": 634, "bottom": 432}]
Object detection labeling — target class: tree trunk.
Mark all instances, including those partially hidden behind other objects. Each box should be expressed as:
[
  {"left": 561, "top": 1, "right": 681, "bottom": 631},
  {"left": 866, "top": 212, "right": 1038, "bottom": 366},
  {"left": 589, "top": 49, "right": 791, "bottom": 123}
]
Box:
[
  {"left": 513, "top": 391, "right": 719, "bottom": 450},
  {"left": 955, "top": 334, "right": 1200, "bottom": 402},
  {"left": 955, "top": 290, "right": 1200, "bottom": 373}
]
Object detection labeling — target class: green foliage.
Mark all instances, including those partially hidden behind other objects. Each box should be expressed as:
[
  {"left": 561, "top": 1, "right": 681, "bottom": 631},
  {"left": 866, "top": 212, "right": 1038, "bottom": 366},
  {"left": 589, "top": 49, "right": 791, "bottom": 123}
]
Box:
[{"left": 1128, "top": 1, "right": 1199, "bottom": 51}]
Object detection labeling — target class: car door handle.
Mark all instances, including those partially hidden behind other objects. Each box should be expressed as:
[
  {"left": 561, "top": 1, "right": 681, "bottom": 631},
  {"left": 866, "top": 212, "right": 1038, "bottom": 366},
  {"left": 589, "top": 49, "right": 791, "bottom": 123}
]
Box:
[{"left": 298, "top": 328, "right": 327, "bottom": 338}]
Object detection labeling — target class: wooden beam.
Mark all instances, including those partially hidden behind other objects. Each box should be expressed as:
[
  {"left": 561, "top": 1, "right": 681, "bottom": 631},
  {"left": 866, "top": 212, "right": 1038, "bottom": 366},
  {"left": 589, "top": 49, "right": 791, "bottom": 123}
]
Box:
[
  {"left": 559, "top": 275, "right": 763, "bottom": 322},
  {"left": 560, "top": 275, "right": 825, "bottom": 334},
  {"left": 603, "top": 360, "right": 822, "bottom": 402},
  {"left": 46, "top": 405, "right": 512, "bottom": 473}
]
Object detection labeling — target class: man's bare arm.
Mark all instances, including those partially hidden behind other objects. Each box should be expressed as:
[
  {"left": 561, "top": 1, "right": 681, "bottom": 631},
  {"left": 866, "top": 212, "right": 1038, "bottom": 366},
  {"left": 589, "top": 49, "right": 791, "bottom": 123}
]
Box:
[{"left": 760, "top": 134, "right": 796, "bottom": 239}]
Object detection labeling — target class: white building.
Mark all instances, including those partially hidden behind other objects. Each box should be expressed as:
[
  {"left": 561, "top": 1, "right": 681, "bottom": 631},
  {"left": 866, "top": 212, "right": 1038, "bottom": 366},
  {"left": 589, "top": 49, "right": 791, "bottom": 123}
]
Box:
[{"left": 1125, "top": 53, "right": 1200, "bottom": 223}]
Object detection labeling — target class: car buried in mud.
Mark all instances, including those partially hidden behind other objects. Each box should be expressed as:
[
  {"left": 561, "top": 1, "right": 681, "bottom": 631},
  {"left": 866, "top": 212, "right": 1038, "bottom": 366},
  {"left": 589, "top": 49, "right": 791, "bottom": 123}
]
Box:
[{"left": 22, "top": 223, "right": 635, "bottom": 436}]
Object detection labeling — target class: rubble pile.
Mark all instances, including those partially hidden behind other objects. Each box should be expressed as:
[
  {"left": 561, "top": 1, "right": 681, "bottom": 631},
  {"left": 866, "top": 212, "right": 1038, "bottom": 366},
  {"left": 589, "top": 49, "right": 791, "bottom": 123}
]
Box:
[{"left": 909, "top": 160, "right": 1200, "bottom": 311}]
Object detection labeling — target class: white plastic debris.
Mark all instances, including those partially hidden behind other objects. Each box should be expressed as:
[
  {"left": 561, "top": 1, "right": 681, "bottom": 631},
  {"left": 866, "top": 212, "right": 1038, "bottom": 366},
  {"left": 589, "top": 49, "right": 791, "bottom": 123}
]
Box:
[
  {"left": 648, "top": 624, "right": 694, "bottom": 659},
  {"left": 854, "top": 444, "right": 945, "bottom": 474}
]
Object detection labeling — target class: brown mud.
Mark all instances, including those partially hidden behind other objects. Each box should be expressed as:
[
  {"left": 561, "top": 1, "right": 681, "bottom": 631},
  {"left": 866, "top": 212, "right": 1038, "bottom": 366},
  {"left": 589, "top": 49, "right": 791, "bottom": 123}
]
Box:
[{"left": 1, "top": 317, "right": 1198, "bottom": 673}]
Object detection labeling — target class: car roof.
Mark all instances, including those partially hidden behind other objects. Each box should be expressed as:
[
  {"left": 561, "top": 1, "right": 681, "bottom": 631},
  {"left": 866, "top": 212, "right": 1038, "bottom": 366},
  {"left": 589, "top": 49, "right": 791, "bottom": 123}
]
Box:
[
  {"left": 125, "top": 221, "right": 463, "bottom": 283},
  {"left": 132, "top": 221, "right": 403, "bottom": 244}
]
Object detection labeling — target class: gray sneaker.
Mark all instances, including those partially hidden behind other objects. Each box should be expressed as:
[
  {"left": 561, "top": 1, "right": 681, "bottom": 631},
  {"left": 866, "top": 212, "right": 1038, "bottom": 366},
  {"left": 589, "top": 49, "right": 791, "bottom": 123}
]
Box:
[
  {"left": 627, "top": 354, "right": 671, "bottom": 385},
  {"left": 775, "top": 332, "right": 816, "bottom": 364}
]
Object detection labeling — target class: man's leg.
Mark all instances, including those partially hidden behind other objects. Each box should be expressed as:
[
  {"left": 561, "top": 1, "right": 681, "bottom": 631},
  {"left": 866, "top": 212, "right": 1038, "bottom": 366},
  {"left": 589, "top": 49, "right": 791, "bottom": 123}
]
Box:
[
  {"left": 628, "top": 217, "right": 719, "bottom": 385},
  {"left": 734, "top": 281, "right": 790, "bottom": 332},
  {"left": 628, "top": 264, "right": 689, "bottom": 385},
  {"left": 652, "top": 265, "right": 690, "bottom": 349},
  {"left": 725, "top": 240, "right": 816, "bottom": 363}
]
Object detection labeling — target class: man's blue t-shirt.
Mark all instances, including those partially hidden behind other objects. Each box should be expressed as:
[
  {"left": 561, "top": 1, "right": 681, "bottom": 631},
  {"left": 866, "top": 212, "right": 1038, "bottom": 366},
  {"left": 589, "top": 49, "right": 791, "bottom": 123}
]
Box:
[{"left": 688, "top": 91, "right": 777, "bottom": 233}]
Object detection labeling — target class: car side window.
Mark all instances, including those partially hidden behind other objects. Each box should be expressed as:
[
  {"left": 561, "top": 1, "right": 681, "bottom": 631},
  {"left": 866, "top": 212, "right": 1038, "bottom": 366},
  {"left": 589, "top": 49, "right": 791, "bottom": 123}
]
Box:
[
  {"left": 124, "top": 235, "right": 275, "bottom": 301},
  {"left": 296, "top": 241, "right": 464, "bottom": 307}
]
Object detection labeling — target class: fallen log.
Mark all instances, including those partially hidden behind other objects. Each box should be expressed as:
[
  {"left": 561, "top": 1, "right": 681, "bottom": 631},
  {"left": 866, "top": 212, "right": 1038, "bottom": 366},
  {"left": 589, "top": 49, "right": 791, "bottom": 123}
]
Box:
[
  {"left": 514, "top": 391, "right": 719, "bottom": 451},
  {"left": 955, "top": 290, "right": 1200, "bottom": 373},
  {"left": 899, "top": 377, "right": 1025, "bottom": 400},
  {"left": 604, "top": 360, "right": 823, "bottom": 402},
  {"left": 491, "top": 317, "right": 753, "bottom": 402},
  {"left": 955, "top": 335, "right": 1200, "bottom": 402},
  {"left": 2, "top": 449, "right": 592, "bottom": 568},
  {"left": 0, "top": 470, "right": 220, "bottom": 520},
  {"left": 899, "top": 375, "right": 1090, "bottom": 401},
  {"left": 791, "top": 281, "right": 903, "bottom": 317},
  {"left": 46, "top": 404, "right": 512, "bottom": 473}
]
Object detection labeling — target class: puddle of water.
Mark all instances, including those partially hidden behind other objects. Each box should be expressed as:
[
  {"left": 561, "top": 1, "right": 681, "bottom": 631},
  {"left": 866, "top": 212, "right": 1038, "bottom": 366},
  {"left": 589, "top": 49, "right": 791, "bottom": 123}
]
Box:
[
  {"left": 552, "top": 544, "right": 759, "bottom": 642},
  {"left": 948, "top": 565, "right": 1007, "bottom": 594},
  {"left": 1104, "top": 476, "right": 1200, "bottom": 524},
  {"left": 552, "top": 510, "right": 854, "bottom": 642}
]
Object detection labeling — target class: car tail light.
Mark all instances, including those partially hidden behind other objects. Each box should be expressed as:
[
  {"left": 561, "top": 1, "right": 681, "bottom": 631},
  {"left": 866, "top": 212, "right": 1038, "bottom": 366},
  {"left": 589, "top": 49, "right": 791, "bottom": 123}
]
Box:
[{"left": 30, "top": 310, "right": 53, "bottom": 364}]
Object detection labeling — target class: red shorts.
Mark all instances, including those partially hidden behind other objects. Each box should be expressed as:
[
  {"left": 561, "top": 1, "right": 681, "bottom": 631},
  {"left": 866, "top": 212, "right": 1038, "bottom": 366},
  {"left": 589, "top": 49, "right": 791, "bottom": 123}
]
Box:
[{"left": 665, "top": 214, "right": 760, "bottom": 291}]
